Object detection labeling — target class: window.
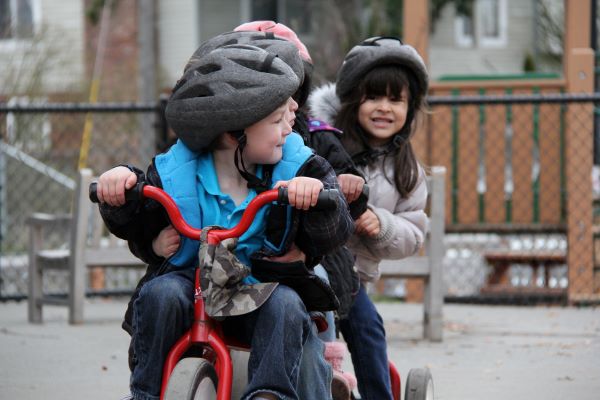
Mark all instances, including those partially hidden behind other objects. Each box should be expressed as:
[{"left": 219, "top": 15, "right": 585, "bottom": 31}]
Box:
[
  {"left": 251, "top": 0, "right": 278, "bottom": 21},
  {"left": 455, "top": 0, "right": 507, "bottom": 48},
  {"left": 478, "top": 0, "right": 506, "bottom": 46},
  {"left": 248, "top": 0, "right": 312, "bottom": 35},
  {"left": 455, "top": 14, "right": 474, "bottom": 47},
  {"left": 0, "top": 0, "right": 39, "bottom": 40}
]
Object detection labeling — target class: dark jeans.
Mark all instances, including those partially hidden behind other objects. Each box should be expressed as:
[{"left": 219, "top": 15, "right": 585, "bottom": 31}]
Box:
[
  {"left": 130, "top": 268, "right": 195, "bottom": 400},
  {"left": 339, "top": 284, "right": 393, "bottom": 400},
  {"left": 129, "top": 269, "right": 330, "bottom": 400},
  {"left": 224, "top": 285, "right": 331, "bottom": 400}
]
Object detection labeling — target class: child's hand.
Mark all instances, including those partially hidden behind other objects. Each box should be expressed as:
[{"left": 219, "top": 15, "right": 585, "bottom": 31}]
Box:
[
  {"left": 96, "top": 166, "right": 138, "bottom": 206},
  {"left": 152, "top": 225, "right": 180, "bottom": 258},
  {"left": 354, "top": 209, "right": 381, "bottom": 237},
  {"left": 337, "top": 174, "right": 365, "bottom": 203},
  {"left": 274, "top": 177, "right": 324, "bottom": 210},
  {"left": 266, "top": 244, "right": 306, "bottom": 263}
]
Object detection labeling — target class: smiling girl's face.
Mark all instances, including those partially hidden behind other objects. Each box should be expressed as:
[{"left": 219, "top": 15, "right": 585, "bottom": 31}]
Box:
[{"left": 357, "top": 86, "right": 409, "bottom": 147}]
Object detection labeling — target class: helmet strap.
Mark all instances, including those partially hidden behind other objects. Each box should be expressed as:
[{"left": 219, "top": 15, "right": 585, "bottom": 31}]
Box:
[{"left": 231, "top": 130, "right": 272, "bottom": 193}]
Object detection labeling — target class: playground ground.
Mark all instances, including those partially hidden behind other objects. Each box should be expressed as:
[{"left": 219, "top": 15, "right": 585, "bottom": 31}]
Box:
[{"left": 0, "top": 298, "right": 598, "bottom": 400}]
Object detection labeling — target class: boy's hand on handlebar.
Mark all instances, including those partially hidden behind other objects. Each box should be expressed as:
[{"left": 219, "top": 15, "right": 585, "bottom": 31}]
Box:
[
  {"left": 152, "top": 225, "right": 181, "bottom": 258},
  {"left": 355, "top": 209, "right": 381, "bottom": 237},
  {"left": 96, "top": 166, "right": 138, "bottom": 206},
  {"left": 337, "top": 174, "right": 365, "bottom": 203},
  {"left": 274, "top": 177, "right": 323, "bottom": 210}
]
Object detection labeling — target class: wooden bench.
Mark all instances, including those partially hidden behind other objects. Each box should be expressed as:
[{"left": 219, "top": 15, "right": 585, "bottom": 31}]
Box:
[
  {"left": 377, "top": 166, "right": 446, "bottom": 342},
  {"left": 27, "top": 168, "right": 146, "bottom": 324},
  {"left": 481, "top": 249, "right": 567, "bottom": 298}
]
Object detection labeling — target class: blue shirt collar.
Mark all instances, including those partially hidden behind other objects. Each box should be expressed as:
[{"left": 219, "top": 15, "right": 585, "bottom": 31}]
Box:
[{"left": 196, "top": 152, "right": 265, "bottom": 206}]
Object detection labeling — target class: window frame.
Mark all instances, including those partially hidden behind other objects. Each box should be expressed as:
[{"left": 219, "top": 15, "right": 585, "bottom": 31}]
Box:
[
  {"left": 478, "top": 0, "right": 507, "bottom": 48},
  {"left": 0, "top": 0, "right": 42, "bottom": 47},
  {"left": 454, "top": 0, "right": 508, "bottom": 49}
]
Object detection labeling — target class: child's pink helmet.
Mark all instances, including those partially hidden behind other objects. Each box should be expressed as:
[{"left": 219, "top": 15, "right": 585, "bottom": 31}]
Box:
[
  {"left": 234, "top": 20, "right": 312, "bottom": 64},
  {"left": 235, "top": 21, "right": 313, "bottom": 107}
]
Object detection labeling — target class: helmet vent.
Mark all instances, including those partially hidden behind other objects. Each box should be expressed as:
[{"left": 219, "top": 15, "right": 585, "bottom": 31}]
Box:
[
  {"left": 230, "top": 58, "right": 261, "bottom": 71},
  {"left": 177, "top": 83, "right": 214, "bottom": 99},
  {"left": 228, "top": 81, "right": 259, "bottom": 90},
  {"left": 196, "top": 63, "right": 222, "bottom": 75}
]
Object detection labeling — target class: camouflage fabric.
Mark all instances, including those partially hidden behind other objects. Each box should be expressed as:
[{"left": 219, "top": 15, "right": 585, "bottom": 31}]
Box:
[{"left": 199, "top": 227, "right": 278, "bottom": 318}]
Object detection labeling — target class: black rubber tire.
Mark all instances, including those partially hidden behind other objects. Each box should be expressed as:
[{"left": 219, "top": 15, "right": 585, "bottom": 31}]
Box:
[
  {"left": 164, "top": 358, "right": 218, "bottom": 400},
  {"left": 404, "top": 368, "right": 434, "bottom": 400}
]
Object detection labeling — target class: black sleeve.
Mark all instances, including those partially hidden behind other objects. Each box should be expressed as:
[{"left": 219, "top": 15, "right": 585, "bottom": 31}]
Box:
[
  {"left": 294, "top": 155, "right": 354, "bottom": 258},
  {"left": 98, "top": 162, "right": 170, "bottom": 265},
  {"left": 303, "top": 129, "right": 368, "bottom": 220},
  {"left": 307, "top": 129, "right": 362, "bottom": 176}
]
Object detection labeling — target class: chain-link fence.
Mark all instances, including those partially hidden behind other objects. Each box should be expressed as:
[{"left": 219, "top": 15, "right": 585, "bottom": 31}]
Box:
[
  {"left": 368, "top": 91, "right": 599, "bottom": 305},
  {"left": 1, "top": 93, "right": 599, "bottom": 305},
  {"left": 421, "top": 92, "right": 599, "bottom": 305},
  {"left": 0, "top": 101, "right": 169, "bottom": 300}
]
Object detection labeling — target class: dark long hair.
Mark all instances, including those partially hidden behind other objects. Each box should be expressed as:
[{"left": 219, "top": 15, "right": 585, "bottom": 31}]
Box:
[{"left": 336, "top": 65, "right": 425, "bottom": 197}]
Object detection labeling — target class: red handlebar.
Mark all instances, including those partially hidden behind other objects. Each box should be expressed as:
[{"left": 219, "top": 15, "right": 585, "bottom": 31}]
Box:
[
  {"left": 141, "top": 185, "right": 281, "bottom": 242},
  {"left": 90, "top": 182, "right": 338, "bottom": 243}
]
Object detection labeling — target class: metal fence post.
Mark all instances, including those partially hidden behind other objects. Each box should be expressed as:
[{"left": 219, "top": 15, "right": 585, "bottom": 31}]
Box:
[{"left": 155, "top": 94, "right": 170, "bottom": 152}]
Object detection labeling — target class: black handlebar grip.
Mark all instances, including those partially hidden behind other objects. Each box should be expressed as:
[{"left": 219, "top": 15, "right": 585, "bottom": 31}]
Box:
[
  {"left": 277, "top": 187, "right": 339, "bottom": 210},
  {"left": 89, "top": 182, "right": 99, "bottom": 203},
  {"left": 361, "top": 184, "right": 370, "bottom": 200},
  {"left": 89, "top": 181, "right": 145, "bottom": 203}
]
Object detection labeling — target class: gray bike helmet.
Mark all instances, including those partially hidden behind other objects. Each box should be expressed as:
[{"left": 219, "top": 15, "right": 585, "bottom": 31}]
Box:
[
  {"left": 183, "top": 30, "right": 304, "bottom": 86},
  {"left": 336, "top": 36, "right": 428, "bottom": 103},
  {"left": 165, "top": 44, "right": 300, "bottom": 153}
]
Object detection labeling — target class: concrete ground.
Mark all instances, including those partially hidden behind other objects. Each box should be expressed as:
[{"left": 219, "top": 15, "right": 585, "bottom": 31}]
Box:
[{"left": 0, "top": 299, "right": 598, "bottom": 400}]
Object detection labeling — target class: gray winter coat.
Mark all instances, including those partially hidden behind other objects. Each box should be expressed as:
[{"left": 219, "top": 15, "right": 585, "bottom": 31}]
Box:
[{"left": 309, "top": 83, "right": 429, "bottom": 283}]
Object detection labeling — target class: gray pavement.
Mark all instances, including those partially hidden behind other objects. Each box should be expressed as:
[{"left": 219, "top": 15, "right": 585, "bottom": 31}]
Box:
[{"left": 1, "top": 299, "right": 598, "bottom": 400}]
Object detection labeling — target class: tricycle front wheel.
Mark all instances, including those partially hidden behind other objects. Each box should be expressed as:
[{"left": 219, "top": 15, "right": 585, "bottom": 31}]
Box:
[{"left": 164, "top": 357, "right": 218, "bottom": 400}]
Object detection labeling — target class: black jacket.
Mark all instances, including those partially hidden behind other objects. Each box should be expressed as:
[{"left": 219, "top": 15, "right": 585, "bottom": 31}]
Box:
[
  {"left": 294, "top": 112, "right": 366, "bottom": 319},
  {"left": 100, "top": 148, "right": 354, "bottom": 333}
]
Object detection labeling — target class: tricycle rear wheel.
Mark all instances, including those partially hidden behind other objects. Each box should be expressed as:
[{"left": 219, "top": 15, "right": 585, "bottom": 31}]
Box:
[{"left": 404, "top": 368, "right": 434, "bottom": 400}]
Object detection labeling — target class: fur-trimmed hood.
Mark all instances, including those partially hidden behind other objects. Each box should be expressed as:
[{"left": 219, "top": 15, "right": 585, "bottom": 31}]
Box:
[{"left": 308, "top": 83, "right": 340, "bottom": 127}]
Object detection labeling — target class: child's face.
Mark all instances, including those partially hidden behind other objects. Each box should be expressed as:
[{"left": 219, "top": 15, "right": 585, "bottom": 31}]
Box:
[
  {"left": 358, "top": 86, "right": 409, "bottom": 147},
  {"left": 243, "top": 97, "right": 298, "bottom": 164}
]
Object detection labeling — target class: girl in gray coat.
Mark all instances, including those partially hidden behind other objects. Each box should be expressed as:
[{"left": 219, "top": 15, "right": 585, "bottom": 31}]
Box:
[{"left": 309, "top": 36, "right": 429, "bottom": 400}]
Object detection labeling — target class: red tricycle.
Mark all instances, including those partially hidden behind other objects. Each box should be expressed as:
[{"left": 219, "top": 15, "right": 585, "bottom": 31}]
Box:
[{"left": 91, "top": 183, "right": 433, "bottom": 400}]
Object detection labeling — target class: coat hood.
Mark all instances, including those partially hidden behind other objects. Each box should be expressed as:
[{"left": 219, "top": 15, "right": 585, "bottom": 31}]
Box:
[{"left": 308, "top": 83, "right": 340, "bottom": 127}]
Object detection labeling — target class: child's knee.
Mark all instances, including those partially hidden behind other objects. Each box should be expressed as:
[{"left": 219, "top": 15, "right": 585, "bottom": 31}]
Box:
[
  {"left": 263, "top": 285, "right": 309, "bottom": 326},
  {"left": 137, "top": 275, "right": 189, "bottom": 311}
]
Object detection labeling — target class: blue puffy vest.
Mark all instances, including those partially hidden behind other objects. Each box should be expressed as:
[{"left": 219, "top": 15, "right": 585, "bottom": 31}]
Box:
[{"left": 154, "top": 132, "right": 313, "bottom": 268}]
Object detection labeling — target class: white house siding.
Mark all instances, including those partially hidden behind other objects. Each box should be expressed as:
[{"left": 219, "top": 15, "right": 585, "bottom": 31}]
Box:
[
  {"left": 0, "top": 0, "right": 84, "bottom": 95},
  {"left": 429, "top": 0, "right": 536, "bottom": 80},
  {"left": 158, "top": 0, "right": 199, "bottom": 87},
  {"left": 158, "top": 0, "right": 241, "bottom": 88}
]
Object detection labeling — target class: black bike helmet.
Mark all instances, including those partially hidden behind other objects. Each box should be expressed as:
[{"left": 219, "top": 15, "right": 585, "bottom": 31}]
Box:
[
  {"left": 165, "top": 44, "right": 300, "bottom": 153},
  {"left": 183, "top": 31, "right": 304, "bottom": 87},
  {"left": 336, "top": 36, "right": 428, "bottom": 105}
]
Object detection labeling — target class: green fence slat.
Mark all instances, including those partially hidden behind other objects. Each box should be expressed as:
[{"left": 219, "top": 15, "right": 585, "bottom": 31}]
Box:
[
  {"left": 451, "top": 88, "right": 460, "bottom": 224},
  {"left": 478, "top": 88, "right": 486, "bottom": 223},
  {"left": 532, "top": 87, "right": 540, "bottom": 223},
  {"left": 560, "top": 88, "right": 567, "bottom": 223},
  {"left": 505, "top": 88, "right": 513, "bottom": 223}
]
